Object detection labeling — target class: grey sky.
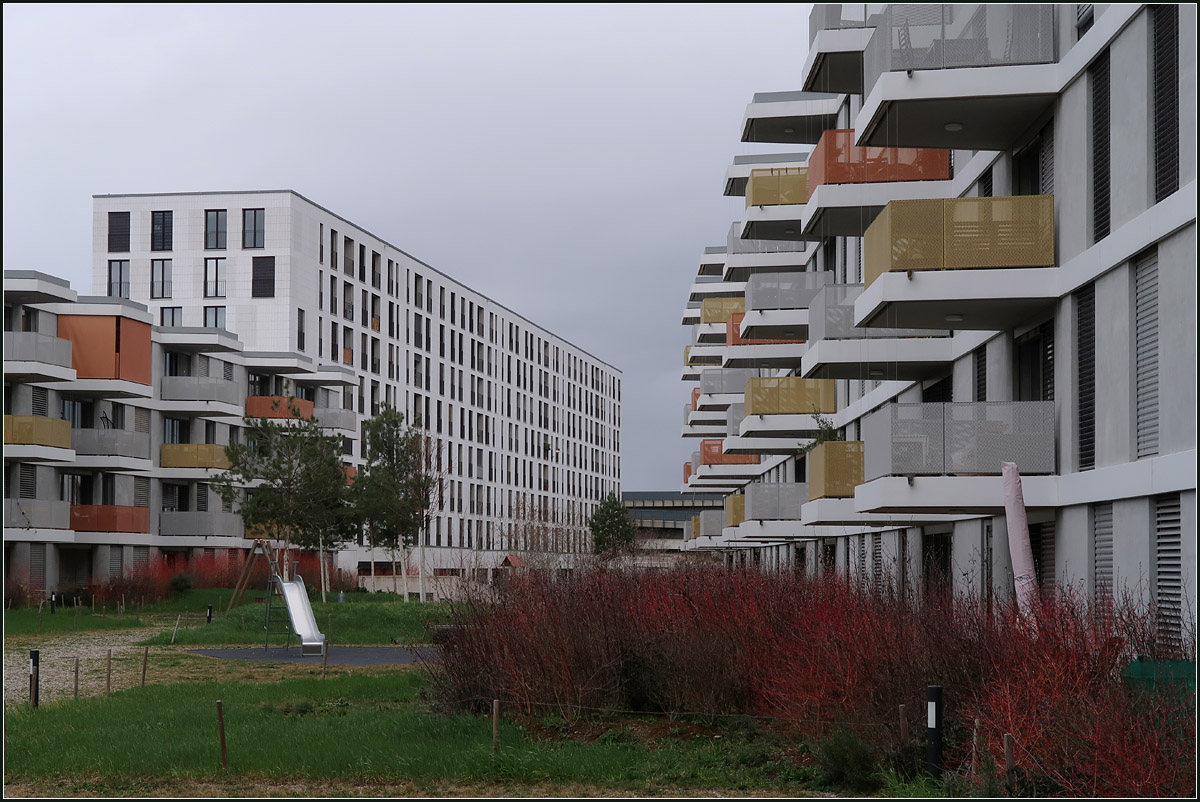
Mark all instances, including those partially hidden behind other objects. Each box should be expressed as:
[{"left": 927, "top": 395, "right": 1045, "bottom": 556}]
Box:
[{"left": 2, "top": 3, "right": 811, "bottom": 491}]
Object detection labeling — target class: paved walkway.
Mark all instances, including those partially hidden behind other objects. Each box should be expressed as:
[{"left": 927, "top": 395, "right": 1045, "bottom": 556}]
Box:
[{"left": 190, "top": 645, "right": 435, "bottom": 666}]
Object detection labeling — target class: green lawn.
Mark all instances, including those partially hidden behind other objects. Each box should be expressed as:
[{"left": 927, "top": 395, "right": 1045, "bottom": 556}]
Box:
[
  {"left": 3, "top": 606, "right": 146, "bottom": 637},
  {"left": 4, "top": 671, "right": 815, "bottom": 795}
]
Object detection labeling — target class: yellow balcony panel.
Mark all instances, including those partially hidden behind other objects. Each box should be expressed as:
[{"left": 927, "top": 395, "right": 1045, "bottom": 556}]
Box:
[
  {"left": 744, "top": 377, "right": 836, "bottom": 415},
  {"left": 865, "top": 196, "right": 1055, "bottom": 287},
  {"left": 160, "top": 443, "right": 231, "bottom": 469},
  {"left": 3, "top": 415, "right": 71, "bottom": 449},
  {"left": 724, "top": 493, "right": 746, "bottom": 528},
  {"left": 746, "top": 168, "right": 809, "bottom": 208},
  {"left": 809, "top": 441, "right": 864, "bottom": 500},
  {"left": 700, "top": 297, "right": 746, "bottom": 324}
]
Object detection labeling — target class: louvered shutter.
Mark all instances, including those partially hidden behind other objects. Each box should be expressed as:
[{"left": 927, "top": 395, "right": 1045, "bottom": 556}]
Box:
[
  {"left": 1039, "top": 122, "right": 1054, "bottom": 195},
  {"left": 223, "top": 361, "right": 234, "bottom": 382},
  {"left": 108, "top": 212, "right": 130, "bottom": 252},
  {"left": 974, "top": 347, "right": 987, "bottom": 402},
  {"left": 196, "top": 483, "right": 209, "bottom": 513},
  {"left": 979, "top": 166, "right": 993, "bottom": 198},
  {"left": 133, "top": 545, "right": 149, "bottom": 570},
  {"left": 1030, "top": 521, "right": 1056, "bottom": 591},
  {"left": 1091, "top": 50, "right": 1111, "bottom": 242},
  {"left": 872, "top": 533, "right": 883, "bottom": 588},
  {"left": 197, "top": 355, "right": 209, "bottom": 378},
  {"left": 109, "top": 547, "right": 124, "bottom": 579},
  {"left": 31, "top": 387, "right": 48, "bottom": 417},
  {"left": 1154, "top": 494, "right": 1183, "bottom": 650},
  {"left": 19, "top": 464, "right": 37, "bottom": 499},
  {"left": 162, "top": 484, "right": 179, "bottom": 512},
  {"left": 1092, "top": 503, "right": 1113, "bottom": 603},
  {"left": 1153, "top": 5, "right": 1180, "bottom": 201},
  {"left": 30, "top": 543, "right": 45, "bottom": 594},
  {"left": 251, "top": 256, "right": 276, "bottom": 298},
  {"left": 1135, "top": 251, "right": 1160, "bottom": 458},
  {"left": 134, "top": 407, "right": 151, "bottom": 434},
  {"left": 1076, "top": 285, "right": 1096, "bottom": 470}
]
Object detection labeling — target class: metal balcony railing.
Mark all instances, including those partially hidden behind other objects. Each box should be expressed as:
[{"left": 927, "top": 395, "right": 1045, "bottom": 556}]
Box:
[
  {"left": 72, "top": 428, "right": 150, "bottom": 459},
  {"left": 3, "top": 415, "right": 72, "bottom": 449},
  {"left": 807, "top": 129, "right": 950, "bottom": 196},
  {"left": 744, "top": 377, "right": 837, "bottom": 415},
  {"left": 863, "top": 5, "right": 1057, "bottom": 103},
  {"left": 3, "top": 332, "right": 73, "bottom": 368},
  {"left": 746, "top": 168, "right": 808, "bottom": 208},
  {"left": 160, "top": 443, "right": 231, "bottom": 469},
  {"left": 746, "top": 271, "right": 831, "bottom": 312},
  {"left": 809, "top": 3, "right": 880, "bottom": 45},
  {"left": 726, "top": 222, "right": 807, "bottom": 255},
  {"left": 863, "top": 401, "right": 1056, "bottom": 481},
  {"left": 864, "top": 196, "right": 1056, "bottom": 287},
  {"left": 701, "top": 368, "right": 756, "bottom": 396},
  {"left": 809, "top": 441, "right": 865, "bottom": 500},
  {"left": 810, "top": 284, "right": 950, "bottom": 340},
  {"left": 700, "top": 297, "right": 746, "bottom": 324},
  {"left": 70, "top": 505, "right": 149, "bottom": 534},
  {"left": 745, "top": 482, "right": 809, "bottom": 520},
  {"left": 725, "top": 493, "right": 746, "bottom": 528},
  {"left": 700, "top": 509, "right": 725, "bottom": 538}
]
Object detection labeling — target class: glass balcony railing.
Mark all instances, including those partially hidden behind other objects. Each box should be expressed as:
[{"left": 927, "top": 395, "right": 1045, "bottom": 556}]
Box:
[
  {"left": 811, "top": 284, "right": 949, "bottom": 340},
  {"left": 809, "top": 441, "right": 865, "bottom": 500},
  {"left": 724, "top": 493, "right": 746, "bottom": 528},
  {"left": 746, "top": 168, "right": 808, "bottom": 208},
  {"left": 701, "top": 368, "right": 756, "bottom": 396},
  {"left": 700, "top": 297, "right": 746, "bottom": 324},
  {"left": 726, "top": 403, "right": 746, "bottom": 435},
  {"left": 700, "top": 439, "right": 760, "bottom": 466},
  {"left": 807, "top": 129, "right": 950, "bottom": 196},
  {"left": 726, "top": 222, "right": 807, "bottom": 255},
  {"left": 160, "top": 443, "right": 231, "bottom": 469},
  {"left": 744, "top": 377, "right": 836, "bottom": 415},
  {"left": 863, "top": 402, "right": 1056, "bottom": 480},
  {"left": 745, "top": 482, "right": 809, "bottom": 520},
  {"left": 4, "top": 415, "right": 72, "bottom": 449},
  {"left": 809, "top": 3, "right": 881, "bottom": 46},
  {"left": 863, "top": 5, "right": 1057, "bottom": 101},
  {"left": 864, "top": 196, "right": 1056, "bottom": 287},
  {"left": 746, "top": 271, "right": 832, "bottom": 312}
]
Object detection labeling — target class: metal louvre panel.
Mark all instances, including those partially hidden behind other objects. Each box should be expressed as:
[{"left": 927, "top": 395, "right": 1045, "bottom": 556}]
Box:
[
  {"left": 1092, "top": 502, "right": 1114, "bottom": 602},
  {"left": 979, "top": 167, "right": 993, "bottom": 198},
  {"left": 133, "top": 477, "right": 150, "bottom": 508},
  {"left": 110, "top": 546, "right": 124, "bottom": 579},
  {"left": 889, "top": 403, "right": 944, "bottom": 476},
  {"left": 31, "top": 387, "right": 48, "bottom": 417},
  {"left": 1135, "top": 252, "right": 1160, "bottom": 458},
  {"left": 197, "top": 354, "right": 209, "bottom": 378},
  {"left": 1154, "top": 493, "right": 1183, "bottom": 649},
  {"left": 872, "top": 533, "right": 883, "bottom": 587},
  {"left": 196, "top": 483, "right": 209, "bottom": 513},
  {"left": 1091, "top": 49, "right": 1111, "bottom": 242},
  {"left": 133, "top": 545, "right": 149, "bottom": 569},
  {"left": 946, "top": 401, "right": 1056, "bottom": 475},
  {"left": 251, "top": 256, "right": 276, "bottom": 298},
  {"left": 1076, "top": 284, "right": 1096, "bottom": 470},
  {"left": 30, "top": 543, "right": 46, "bottom": 593},
  {"left": 134, "top": 407, "right": 151, "bottom": 434},
  {"left": 108, "top": 211, "right": 130, "bottom": 252},
  {"left": 19, "top": 464, "right": 37, "bottom": 498},
  {"left": 1030, "top": 521, "right": 1056, "bottom": 591},
  {"left": 1039, "top": 121, "right": 1054, "bottom": 196},
  {"left": 974, "top": 347, "right": 987, "bottom": 402},
  {"left": 1153, "top": 5, "right": 1180, "bottom": 201}
]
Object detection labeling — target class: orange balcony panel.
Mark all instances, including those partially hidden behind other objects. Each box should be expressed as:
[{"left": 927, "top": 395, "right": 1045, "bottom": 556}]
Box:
[
  {"left": 684, "top": 462, "right": 692, "bottom": 483},
  {"left": 371, "top": 317, "right": 381, "bottom": 332},
  {"left": 691, "top": 387, "right": 701, "bottom": 411},
  {"left": 700, "top": 439, "right": 760, "bottom": 466},
  {"left": 807, "top": 130, "right": 950, "bottom": 199},
  {"left": 56, "top": 315, "right": 152, "bottom": 385},
  {"left": 343, "top": 464, "right": 357, "bottom": 485},
  {"left": 726, "top": 313, "right": 805, "bottom": 346},
  {"left": 343, "top": 348, "right": 354, "bottom": 366},
  {"left": 70, "top": 504, "right": 149, "bottom": 533},
  {"left": 245, "top": 396, "right": 315, "bottom": 420}
]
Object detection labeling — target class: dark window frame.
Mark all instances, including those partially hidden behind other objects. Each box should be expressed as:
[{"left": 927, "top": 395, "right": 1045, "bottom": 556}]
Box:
[
  {"left": 205, "top": 209, "right": 227, "bottom": 250},
  {"left": 242, "top": 208, "right": 265, "bottom": 249},
  {"left": 150, "top": 210, "right": 173, "bottom": 251},
  {"left": 150, "top": 259, "right": 172, "bottom": 299}
]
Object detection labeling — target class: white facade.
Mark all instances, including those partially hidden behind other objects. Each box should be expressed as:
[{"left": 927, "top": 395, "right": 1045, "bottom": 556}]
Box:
[{"left": 679, "top": 4, "right": 1196, "bottom": 641}]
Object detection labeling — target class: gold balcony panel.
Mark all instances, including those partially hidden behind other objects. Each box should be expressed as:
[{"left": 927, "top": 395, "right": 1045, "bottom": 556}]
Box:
[
  {"left": 3, "top": 415, "right": 71, "bottom": 449},
  {"left": 746, "top": 168, "right": 809, "bottom": 208},
  {"left": 725, "top": 493, "right": 746, "bottom": 528},
  {"left": 744, "top": 378, "right": 836, "bottom": 415},
  {"left": 809, "top": 441, "right": 864, "bottom": 500},
  {"left": 161, "top": 443, "right": 231, "bottom": 469},
  {"left": 700, "top": 297, "right": 746, "bottom": 324}
]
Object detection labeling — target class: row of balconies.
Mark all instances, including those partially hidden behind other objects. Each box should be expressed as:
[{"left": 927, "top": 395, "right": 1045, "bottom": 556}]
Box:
[{"left": 3, "top": 498, "right": 242, "bottom": 537}]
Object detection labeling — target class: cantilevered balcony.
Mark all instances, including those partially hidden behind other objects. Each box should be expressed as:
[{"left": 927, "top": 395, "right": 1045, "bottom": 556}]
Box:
[
  {"left": 71, "top": 428, "right": 151, "bottom": 466},
  {"left": 160, "top": 375, "right": 243, "bottom": 408},
  {"left": 3, "top": 498, "right": 70, "bottom": 530},
  {"left": 682, "top": 402, "right": 726, "bottom": 439},
  {"left": 3, "top": 332, "right": 74, "bottom": 383},
  {"left": 723, "top": 222, "right": 810, "bottom": 282},
  {"left": 801, "top": 284, "right": 953, "bottom": 381},
  {"left": 723, "top": 313, "right": 806, "bottom": 369},
  {"left": 313, "top": 406, "right": 358, "bottom": 432},
  {"left": 740, "top": 91, "right": 844, "bottom": 146},
  {"left": 745, "top": 482, "right": 808, "bottom": 521},
  {"left": 700, "top": 439, "right": 760, "bottom": 467},
  {"left": 160, "top": 443, "right": 231, "bottom": 470},
  {"left": 4, "top": 415, "right": 73, "bottom": 462},
  {"left": 740, "top": 377, "right": 835, "bottom": 439},
  {"left": 739, "top": 271, "right": 830, "bottom": 341},
  {"left": 857, "top": 5, "right": 1058, "bottom": 149},
  {"left": 700, "top": 296, "right": 745, "bottom": 324},
  {"left": 245, "top": 396, "right": 316, "bottom": 420},
  {"left": 803, "top": 4, "right": 881, "bottom": 94},
  {"left": 722, "top": 402, "right": 809, "bottom": 456},
  {"left": 159, "top": 510, "right": 243, "bottom": 538},
  {"left": 697, "top": 368, "right": 755, "bottom": 411},
  {"left": 745, "top": 168, "right": 808, "bottom": 210},
  {"left": 808, "top": 441, "right": 864, "bottom": 500},
  {"left": 725, "top": 152, "right": 811, "bottom": 197},
  {"left": 724, "top": 493, "right": 746, "bottom": 528},
  {"left": 857, "top": 196, "right": 1057, "bottom": 331},
  {"left": 70, "top": 504, "right": 149, "bottom": 534},
  {"left": 692, "top": 322, "right": 728, "bottom": 345},
  {"left": 697, "top": 246, "right": 727, "bottom": 278}
]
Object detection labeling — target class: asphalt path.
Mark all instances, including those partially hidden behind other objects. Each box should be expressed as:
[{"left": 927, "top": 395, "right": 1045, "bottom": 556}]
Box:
[{"left": 191, "top": 645, "right": 436, "bottom": 666}]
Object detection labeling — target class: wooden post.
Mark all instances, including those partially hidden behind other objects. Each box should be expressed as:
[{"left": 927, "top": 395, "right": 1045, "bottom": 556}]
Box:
[
  {"left": 75, "top": 604, "right": 80, "bottom": 630},
  {"left": 74, "top": 658, "right": 80, "bottom": 700},
  {"left": 971, "top": 718, "right": 981, "bottom": 776},
  {"left": 170, "top": 614, "right": 182, "bottom": 644},
  {"left": 1004, "top": 732, "right": 1015, "bottom": 785},
  {"left": 321, "top": 639, "right": 329, "bottom": 680},
  {"left": 106, "top": 649, "right": 112, "bottom": 696},
  {"left": 141, "top": 647, "right": 149, "bottom": 687},
  {"left": 91, "top": 594, "right": 95, "bottom": 613},
  {"left": 492, "top": 699, "right": 500, "bottom": 756},
  {"left": 241, "top": 615, "right": 246, "bottom": 643},
  {"left": 216, "top": 700, "right": 229, "bottom": 772},
  {"left": 38, "top": 602, "right": 43, "bottom": 632},
  {"left": 899, "top": 703, "right": 908, "bottom": 741}
]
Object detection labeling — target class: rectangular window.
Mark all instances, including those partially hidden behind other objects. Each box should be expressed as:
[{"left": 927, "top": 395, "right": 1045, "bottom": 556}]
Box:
[
  {"left": 160, "top": 307, "right": 183, "bottom": 327},
  {"left": 251, "top": 256, "right": 275, "bottom": 298},
  {"left": 204, "top": 306, "right": 226, "bottom": 329},
  {"left": 297, "top": 308, "right": 306, "bottom": 352},
  {"left": 150, "top": 210, "right": 173, "bottom": 251},
  {"left": 204, "top": 258, "right": 226, "bottom": 297},
  {"left": 163, "top": 416, "right": 188, "bottom": 444},
  {"left": 108, "top": 211, "right": 130, "bottom": 252},
  {"left": 1090, "top": 49, "right": 1111, "bottom": 243},
  {"left": 1152, "top": 5, "right": 1180, "bottom": 202},
  {"left": 205, "top": 209, "right": 227, "bottom": 249},
  {"left": 243, "top": 208, "right": 265, "bottom": 249},
  {"left": 1076, "top": 283, "right": 1096, "bottom": 471},
  {"left": 150, "top": 259, "right": 172, "bottom": 298},
  {"left": 107, "top": 260, "right": 130, "bottom": 298}
]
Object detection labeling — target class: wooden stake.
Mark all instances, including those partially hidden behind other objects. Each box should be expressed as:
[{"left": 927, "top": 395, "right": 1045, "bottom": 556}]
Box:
[
  {"left": 91, "top": 594, "right": 95, "bottom": 613},
  {"left": 74, "top": 658, "right": 79, "bottom": 700},
  {"left": 899, "top": 703, "right": 908, "bottom": 741},
  {"left": 75, "top": 604, "right": 80, "bottom": 630},
  {"left": 1004, "top": 732, "right": 1015, "bottom": 778},
  {"left": 216, "top": 700, "right": 229, "bottom": 772},
  {"left": 492, "top": 699, "right": 500, "bottom": 756},
  {"left": 141, "top": 646, "right": 149, "bottom": 687},
  {"left": 171, "top": 614, "right": 181, "bottom": 644},
  {"left": 38, "top": 602, "right": 43, "bottom": 632},
  {"left": 971, "top": 718, "right": 981, "bottom": 776},
  {"left": 321, "top": 639, "right": 329, "bottom": 680},
  {"left": 241, "top": 615, "right": 246, "bottom": 643},
  {"left": 106, "top": 649, "right": 112, "bottom": 696}
]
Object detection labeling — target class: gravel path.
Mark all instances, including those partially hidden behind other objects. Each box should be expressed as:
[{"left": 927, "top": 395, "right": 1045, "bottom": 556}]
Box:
[{"left": 4, "top": 621, "right": 175, "bottom": 709}]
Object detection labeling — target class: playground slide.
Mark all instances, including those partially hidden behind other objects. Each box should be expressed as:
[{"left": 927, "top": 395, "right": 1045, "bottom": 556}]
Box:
[{"left": 275, "top": 574, "right": 326, "bottom": 656}]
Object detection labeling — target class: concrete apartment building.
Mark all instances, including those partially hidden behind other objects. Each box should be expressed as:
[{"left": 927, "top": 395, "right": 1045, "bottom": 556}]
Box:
[
  {"left": 4, "top": 190, "right": 622, "bottom": 595},
  {"left": 679, "top": 4, "right": 1195, "bottom": 641}
]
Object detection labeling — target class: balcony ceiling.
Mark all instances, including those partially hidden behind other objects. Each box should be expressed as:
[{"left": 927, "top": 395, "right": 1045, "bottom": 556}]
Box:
[{"left": 860, "top": 95, "right": 1058, "bottom": 151}]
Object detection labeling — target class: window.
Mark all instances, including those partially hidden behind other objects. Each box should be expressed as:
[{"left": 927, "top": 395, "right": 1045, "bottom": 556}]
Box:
[
  {"left": 150, "top": 210, "right": 173, "bottom": 251},
  {"left": 297, "top": 309, "right": 306, "bottom": 352},
  {"left": 160, "top": 307, "right": 183, "bottom": 327},
  {"left": 107, "top": 211, "right": 130, "bottom": 252},
  {"left": 204, "top": 306, "right": 226, "bottom": 329},
  {"left": 150, "top": 259, "right": 172, "bottom": 298},
  {"left": 163, "top": 417, "right": 188, "bottom": 444},
  {"left": 251, "top": 256, "right": 275, "bottom": 298},
  {"left": 1152, "top": 4, "right": 1180, "bottom": 202},
  {"left": 242, "top": 208, "right": 265, "bottom": 248},
  {"left": 107, "top": 260, "right": 130, "bottom": 298},
  {"left": 205, "top": 209, "right": 227, "bottom": 249},
  {"left": 204, "top": 258, "right": 226, "bottom": 297},
  {"left": 1090, "top": 49, "right": 1111, "bottom": 243}
]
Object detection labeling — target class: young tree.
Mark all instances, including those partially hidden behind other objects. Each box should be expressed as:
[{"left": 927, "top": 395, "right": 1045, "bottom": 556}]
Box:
[
  {"left": 589, "top": 493, "right": 636, "bottom": 557},
  {"left": 214, "top": 398, "right": 351, "bottom": 584}
]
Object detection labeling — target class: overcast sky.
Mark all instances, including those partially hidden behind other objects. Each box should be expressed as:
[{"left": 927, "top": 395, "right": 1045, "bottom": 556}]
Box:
[{"left": 2, "top": 3, "right": 811, "bottom": 491}]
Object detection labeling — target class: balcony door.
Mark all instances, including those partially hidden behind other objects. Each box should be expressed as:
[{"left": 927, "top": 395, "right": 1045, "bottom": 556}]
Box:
[{"left": 1015, "top": 320, "right": 1055, "bottom": 402}]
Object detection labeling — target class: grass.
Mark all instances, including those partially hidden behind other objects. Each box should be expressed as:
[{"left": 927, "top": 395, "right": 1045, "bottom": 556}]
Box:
[
  {"left": 139, "top": 595, "right": 450, "bottom": 647},
  {"left": 4, "top": 670, "right": 816, "bottom": 795},
  {"left": 3, "top": 606, "right": 147, "bottom": 637}
]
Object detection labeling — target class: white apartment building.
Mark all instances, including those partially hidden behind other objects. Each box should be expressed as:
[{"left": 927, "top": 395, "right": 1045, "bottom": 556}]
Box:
[
  {"left": 3, "top": 191, "right": 621, "bottom": 596},
  {"left": 680, "top": 4, "right": 1195, "bottom": 643}
]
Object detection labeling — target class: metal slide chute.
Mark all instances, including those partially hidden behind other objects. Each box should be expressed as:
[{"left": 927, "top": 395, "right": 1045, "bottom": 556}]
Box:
[{"left": 228, "top": 539, "right": 326, "bottom": 656}]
